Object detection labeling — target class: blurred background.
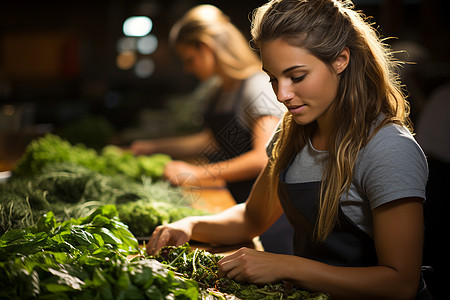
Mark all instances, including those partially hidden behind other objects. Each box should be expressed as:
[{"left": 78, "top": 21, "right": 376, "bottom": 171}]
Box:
[{"left": 0, "top": 0, "right": 449, "bottom": 168}]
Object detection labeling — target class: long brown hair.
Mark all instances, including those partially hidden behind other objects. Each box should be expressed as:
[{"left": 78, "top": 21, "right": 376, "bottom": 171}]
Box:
[
  {"left": 251, "top": 0, "right": 411, "bottom": 240},
  {"left": 170, "top": 4, "right": 261, "bottom": 80}
]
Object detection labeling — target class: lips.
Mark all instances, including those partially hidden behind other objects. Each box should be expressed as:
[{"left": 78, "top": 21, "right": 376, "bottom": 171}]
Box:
[{"left": 286, "top": 104, "right": 306, "bottom": 114}]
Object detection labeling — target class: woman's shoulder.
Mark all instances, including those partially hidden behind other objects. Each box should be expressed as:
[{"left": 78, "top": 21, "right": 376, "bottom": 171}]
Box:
[
  {"left": 367, "top": 122, "right": 420, "bottom": 152},
  {"left": 354, "top": 121, "right": 428, "bottom": 210},
  {"left": 357, "top": 121, "right": 427, "bottom": 175}
]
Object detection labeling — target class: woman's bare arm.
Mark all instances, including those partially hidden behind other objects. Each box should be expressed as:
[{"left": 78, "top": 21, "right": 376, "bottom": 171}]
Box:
[
  {"left": 147, "top": 163, "right": 284, "bottom": 254},
  {"left": 163, "top": 115, "right": 280, "bottom": 184},
  {"left": 200, "top": 115, "right": 280, "bottom": 182},
  {"left": 219, "top": 197, "right": 424, "bottom": 300},
  {"left": 130, "top": 129, "right": 214, "bottom": 158}
]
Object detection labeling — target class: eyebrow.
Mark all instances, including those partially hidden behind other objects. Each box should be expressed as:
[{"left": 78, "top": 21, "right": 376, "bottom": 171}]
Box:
[{"left": 262, "top": 64, "right": 306, "bottom": 74}]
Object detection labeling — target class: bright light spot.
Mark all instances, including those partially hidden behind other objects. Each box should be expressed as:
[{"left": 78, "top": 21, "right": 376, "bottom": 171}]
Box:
[
  {"left": 123, "top": 16, "right": 152, "bottom": 37},
  {"left": 136, "top": 34, "right": 158, "bottom": 55},
  {"left": 134, "top": 58, "right": 155, "bottom": 78},
  {"left": 116, "top": 37, "right": 136, "bottom": 52},
  {"left": 116, "top": 51, "right": 137, "bottom": 70}
]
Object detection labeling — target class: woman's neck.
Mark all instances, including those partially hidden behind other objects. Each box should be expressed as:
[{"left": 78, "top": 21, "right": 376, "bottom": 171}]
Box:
[
  {"left": 311, "top": 112, "right": 334, "bottom": 151},
  {"left": 311, "top": 131, "right": 329, "bottom": 151}
]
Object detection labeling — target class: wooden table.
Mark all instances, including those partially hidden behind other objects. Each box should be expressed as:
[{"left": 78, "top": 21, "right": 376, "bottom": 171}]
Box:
[{"left": 186, "top": 186, "right": 236, "bottom": 213}]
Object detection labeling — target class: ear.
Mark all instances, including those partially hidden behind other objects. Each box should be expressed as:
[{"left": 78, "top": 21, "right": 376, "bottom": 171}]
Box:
[{"left": 332, "top": 47, "right": 350, "bottom": 75}]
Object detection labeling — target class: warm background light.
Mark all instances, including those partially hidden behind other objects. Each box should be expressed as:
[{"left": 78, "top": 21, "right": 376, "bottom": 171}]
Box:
[{"left": 116, "top": 51, "right": 137, "bottom": 70}]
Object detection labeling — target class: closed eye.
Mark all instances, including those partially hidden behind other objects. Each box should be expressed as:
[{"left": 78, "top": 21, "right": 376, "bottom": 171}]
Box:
[{"left": 292, "top": 74, "right": 306, "bottom": 83}]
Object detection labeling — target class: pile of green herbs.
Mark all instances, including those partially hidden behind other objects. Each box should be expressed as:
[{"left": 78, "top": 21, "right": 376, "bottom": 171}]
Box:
[
  {"left": 2, "top": 133, "right": 206, "bottom": 236},
  {"left": 0, "top": 213, "right": 328, "bottom": 300},
  {"left": 13, "top": 133, "right": 171, "bottom": 180},
  {"left": 1, "top": 134, "right": 329, "bottom": 299},
  {"left": 154, "top": 243, "right": 329, "bottom": 300},
  {"left": 0, "top": 205, "right": 200, "bottom": 300},
  {"left": 0, "top": 162, "right": 206, "bottom": 236},
  {"left": 155, "top": 243, "right": 222, "bottom": 287}
]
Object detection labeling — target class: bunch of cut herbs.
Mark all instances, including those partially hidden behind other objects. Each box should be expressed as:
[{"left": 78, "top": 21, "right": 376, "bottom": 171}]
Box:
[
  {"left": 0, "top": 205, "right": 201, "bottom": 300},
  {"left": 153, "top": 243, "right": 330, "bottom": 300},
  {"left": 13, "top": 133, "right": 171, "bottom": 181},
  {"left": 0, "top": 162, "right": 206, "bottom": 236}
]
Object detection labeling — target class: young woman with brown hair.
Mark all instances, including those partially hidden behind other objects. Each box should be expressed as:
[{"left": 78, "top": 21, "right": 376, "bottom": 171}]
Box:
[
  {"left": 132, "top": 4, "right": 293, "bottom": 255},
  {"left": 146, "top": 1, "right": 431, "bottom": 298}
]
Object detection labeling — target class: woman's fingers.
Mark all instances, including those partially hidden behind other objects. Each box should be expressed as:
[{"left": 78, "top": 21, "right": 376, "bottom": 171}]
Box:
[
  {"left": 146, "top": 220, "right": 193, "bottom": 255},
  {"left": 218, "top": 248, "right": 251, "bottom": 278},
  {"left": 146, "top": 226, "right": 164, "bottom": 255},
  {"left": 218, "top": 248, "right": 283, "bottom": 284}
]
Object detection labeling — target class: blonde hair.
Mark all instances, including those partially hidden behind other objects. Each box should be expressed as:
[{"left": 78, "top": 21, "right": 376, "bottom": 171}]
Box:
[
  {"left": 251, "top": 0, "right": 412, "bottom": 240},
  {"left": 170, "top": 4, "right": 261, "bottom": 80}
]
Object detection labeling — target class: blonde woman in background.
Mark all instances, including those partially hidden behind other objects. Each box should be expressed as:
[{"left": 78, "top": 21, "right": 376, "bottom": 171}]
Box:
[
  {"left": 146, "top": 0, "right": 432, "bottom": 299},
  {"left": 131, "top": 5, "right": 293, "bottom": 254}
]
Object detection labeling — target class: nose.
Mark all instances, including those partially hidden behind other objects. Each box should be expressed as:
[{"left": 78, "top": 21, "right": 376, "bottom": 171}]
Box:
[{"left": 276, "top": 81, "right": 294, "bottom": 103}]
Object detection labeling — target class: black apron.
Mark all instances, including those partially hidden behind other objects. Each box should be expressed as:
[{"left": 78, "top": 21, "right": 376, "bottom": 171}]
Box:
[
  {"left": 278, "top": 164, "right": 432, "bottom": 298},
  {"left": 204, "top": 81, "right": 255, "bottom": 204},
  {"left": 204, "top": 79, "right": 294, "bottom": 255}
]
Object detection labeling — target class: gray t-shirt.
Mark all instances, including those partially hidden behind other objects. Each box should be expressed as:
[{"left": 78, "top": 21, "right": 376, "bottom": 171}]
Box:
[
  {"left": 278, "top": 122, "right": 428, "bottom": 238},
  {"left": 213, "top": 72, "right": 286, "bottom": 130}
]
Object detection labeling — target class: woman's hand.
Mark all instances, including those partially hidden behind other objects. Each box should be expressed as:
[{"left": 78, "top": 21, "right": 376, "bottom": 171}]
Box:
[
  {"left": 130, "top": 140, "right": 158, "bottom": 156},
  {"left": 146, "top": 217, "right": 195, "bottom": 255},
  {"left": 164, "top": 161, "right": 204, "bottom": 186},
  {"left": 218, "top": 247, "right": 285, "bottom": 284}
]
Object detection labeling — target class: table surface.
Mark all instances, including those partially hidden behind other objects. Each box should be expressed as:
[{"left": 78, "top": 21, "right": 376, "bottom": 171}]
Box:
[{"left": 186, "top": 182, "right": 265, "bottom": 253}]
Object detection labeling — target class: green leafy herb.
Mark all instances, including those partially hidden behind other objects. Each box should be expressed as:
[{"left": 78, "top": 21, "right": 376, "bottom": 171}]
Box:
[
  {"left": 154, "top": 243, "right": 222, "bottom": 287},
  {"left": 154, "top": 243, "right": 330, "bottom": 300},
  {"left": 1, "top": 163, "right": 203, "bottom": 236},
  {"left": 216, "top": 278, "right": 329, "bottom": 300},
  {"left": 13, "top": 133, "right": 171, "bottom": 181},
  {"left": 0, "top": 206, "right": 200, "bottom": 300}
]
